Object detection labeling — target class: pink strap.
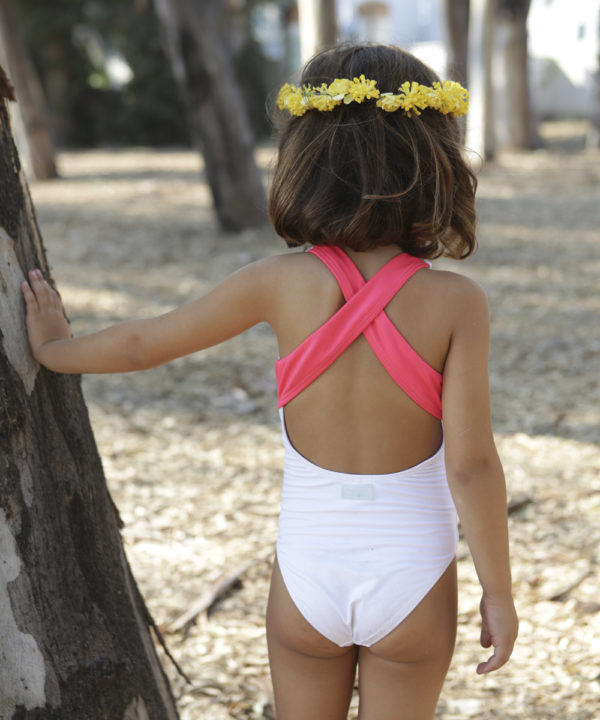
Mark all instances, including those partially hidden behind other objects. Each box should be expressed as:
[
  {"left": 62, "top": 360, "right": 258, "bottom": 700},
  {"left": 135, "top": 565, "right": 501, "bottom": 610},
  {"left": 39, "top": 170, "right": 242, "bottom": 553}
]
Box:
[{"left": 276, "top": 246, "right": 443, "bottom": 418}]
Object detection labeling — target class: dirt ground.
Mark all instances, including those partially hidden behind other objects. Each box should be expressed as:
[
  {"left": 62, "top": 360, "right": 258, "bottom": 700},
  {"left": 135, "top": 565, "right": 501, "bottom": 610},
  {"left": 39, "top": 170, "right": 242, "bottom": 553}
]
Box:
[{"left": 29, "top": 123, "right": 600, "bottom": 719}]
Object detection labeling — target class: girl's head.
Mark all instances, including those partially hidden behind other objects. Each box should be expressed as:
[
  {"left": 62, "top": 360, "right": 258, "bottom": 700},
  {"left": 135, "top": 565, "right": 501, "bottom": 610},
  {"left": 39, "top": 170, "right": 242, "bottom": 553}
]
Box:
[{"left": 268, "top": 44, "right": 477, "bottom": 259}]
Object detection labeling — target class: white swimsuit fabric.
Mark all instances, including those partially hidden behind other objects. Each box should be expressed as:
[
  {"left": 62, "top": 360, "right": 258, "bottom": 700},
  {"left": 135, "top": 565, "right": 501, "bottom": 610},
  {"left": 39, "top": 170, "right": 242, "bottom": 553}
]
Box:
[{"left": 276, "top": 409, "right": 459, "bottom": 647}]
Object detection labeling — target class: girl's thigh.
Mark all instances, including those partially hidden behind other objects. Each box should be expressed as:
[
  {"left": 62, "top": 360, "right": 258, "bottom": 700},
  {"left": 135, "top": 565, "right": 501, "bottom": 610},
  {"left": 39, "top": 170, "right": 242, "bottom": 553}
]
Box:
[
  {"left": 266, "top": 557, "right": 357, "bottom": 720},
  {"left": 357, "top": 559, "right": 458, "bottom": 720}
]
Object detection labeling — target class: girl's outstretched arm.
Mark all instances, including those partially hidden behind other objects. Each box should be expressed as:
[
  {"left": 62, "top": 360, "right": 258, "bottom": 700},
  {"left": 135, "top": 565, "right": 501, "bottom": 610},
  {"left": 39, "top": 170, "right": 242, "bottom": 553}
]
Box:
[
  {"left": 441, "top": 275, "right": 518, "bottom": 675},
  {"left": 21, "top": 259, "right": 280, "bottom": 374}
]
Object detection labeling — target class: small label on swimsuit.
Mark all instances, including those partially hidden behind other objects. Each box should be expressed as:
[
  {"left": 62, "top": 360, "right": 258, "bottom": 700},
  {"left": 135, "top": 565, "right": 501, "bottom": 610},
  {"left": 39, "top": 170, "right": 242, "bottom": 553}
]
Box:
[{"left": 341, "top": 483, "right": 375, "bottom": 501}]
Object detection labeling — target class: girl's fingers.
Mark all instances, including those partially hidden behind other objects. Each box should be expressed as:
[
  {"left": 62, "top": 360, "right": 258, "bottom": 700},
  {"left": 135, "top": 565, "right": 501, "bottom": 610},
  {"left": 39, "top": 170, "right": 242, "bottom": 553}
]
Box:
[
  {"left": 476, "top": 643, "right": 510, "bottom": 674},
  {"left": 29, "top": 269, "right": 47, "bottom": 295},
  {"left": 21, "top": 279, "right": 39, "bottom": 312},
  {"left": 21, "top": 269, "right": 62, "bottom": 319},
  {"left": 26, "top": 269, "right": 57, "bottom": 308},
  {"left": 480, "top": 627, "right": 492, "bottom": 648}
]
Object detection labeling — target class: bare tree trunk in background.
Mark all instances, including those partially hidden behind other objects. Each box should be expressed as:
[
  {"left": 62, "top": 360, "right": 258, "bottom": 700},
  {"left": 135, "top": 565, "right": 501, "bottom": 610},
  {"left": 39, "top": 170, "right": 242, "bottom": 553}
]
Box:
[
  {"left": 496, "top": 0, "right": 535, "bottom": 149},
  {"left": 0, "top": 0, "right": 57, "bottom": 179},
  {"left": 298, "top": 0, "right": 338, "bottom": 63},
  {"left": 444, "top": 0, "right": 470, "bottom": 87},
  {"left": 482, "top": 0, "right": 496, "bottom": 157},
  {"left": 0, "top": 68, "right": 179, "bottom": 720},
  {"left": 40, "top": 39, "right": 71, "bottom": 149},
  {"left": 282, "top": 3, "right": 300, "bottom": 77},
  {"left": 589, "top": 6, "right": 600, "bottom": 148},
  {"left": 153, "top": 0, "right": 266, "bottom": 232},
  {"left": 466, "top": 0, "right": 495, "bottom": 160},
  {"left": 317, "top": 0, "right": 337, "bottom": 50}
]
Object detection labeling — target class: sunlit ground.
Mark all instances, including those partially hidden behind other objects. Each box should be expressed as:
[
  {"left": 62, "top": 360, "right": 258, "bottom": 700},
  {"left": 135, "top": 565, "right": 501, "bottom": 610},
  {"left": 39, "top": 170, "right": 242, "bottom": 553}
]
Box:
[{"left": 29, "top": 122, "right": 600, "bottom": 719}]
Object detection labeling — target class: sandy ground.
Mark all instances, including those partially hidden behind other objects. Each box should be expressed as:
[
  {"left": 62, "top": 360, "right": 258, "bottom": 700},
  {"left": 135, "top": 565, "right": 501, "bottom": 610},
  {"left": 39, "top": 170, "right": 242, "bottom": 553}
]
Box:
[{"left": 29, "top": 124, "right": 600, "bottom": 719}]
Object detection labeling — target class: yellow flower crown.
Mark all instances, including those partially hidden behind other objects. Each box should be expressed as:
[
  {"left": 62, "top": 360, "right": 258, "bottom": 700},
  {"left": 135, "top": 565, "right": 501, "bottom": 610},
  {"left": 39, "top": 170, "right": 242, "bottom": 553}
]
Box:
[{"left": 277, "top": 74, "right": 469, "bottom": 118}]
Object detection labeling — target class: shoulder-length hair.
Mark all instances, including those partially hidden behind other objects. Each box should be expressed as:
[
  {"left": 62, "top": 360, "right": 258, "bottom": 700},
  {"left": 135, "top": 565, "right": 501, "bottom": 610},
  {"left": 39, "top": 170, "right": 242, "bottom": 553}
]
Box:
[{"left": 268, "top": 44, "right": 477, "bottom": 259}]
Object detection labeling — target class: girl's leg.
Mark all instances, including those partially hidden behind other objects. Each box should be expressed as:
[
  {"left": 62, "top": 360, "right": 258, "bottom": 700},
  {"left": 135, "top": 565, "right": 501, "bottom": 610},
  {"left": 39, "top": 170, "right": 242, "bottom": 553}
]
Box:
[
  {"left": 266, "top": 558, "right": 358, "bottom": 720},
  {"left": 357, "top": 559, "right": 458, "bottom": 720}
]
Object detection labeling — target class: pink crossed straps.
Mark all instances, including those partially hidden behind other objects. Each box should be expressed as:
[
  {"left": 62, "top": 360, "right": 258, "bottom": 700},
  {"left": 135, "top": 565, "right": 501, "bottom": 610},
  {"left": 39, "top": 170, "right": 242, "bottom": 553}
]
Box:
[{"left": 275, "top": 246, "right": 443, "bottom": 419}]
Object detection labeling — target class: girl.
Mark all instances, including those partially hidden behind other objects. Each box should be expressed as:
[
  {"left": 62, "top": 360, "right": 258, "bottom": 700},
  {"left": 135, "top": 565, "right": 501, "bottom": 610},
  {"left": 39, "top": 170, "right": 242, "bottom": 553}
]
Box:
[{"left": 22, "top": 44, "right": 517, "bottom": 720}]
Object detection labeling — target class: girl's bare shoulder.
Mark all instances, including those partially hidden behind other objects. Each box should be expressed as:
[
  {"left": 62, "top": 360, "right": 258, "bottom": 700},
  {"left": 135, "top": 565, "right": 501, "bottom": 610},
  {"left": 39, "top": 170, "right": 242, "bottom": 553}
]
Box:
[
  {"left": 427, "top": 265, "right": 485, "bottom": 292},
  {"left": 253, "top": 249, "right": 339, "bottom": 294},
  {"left": 423, "top": 267, "right": 489, "bottom": 315}
]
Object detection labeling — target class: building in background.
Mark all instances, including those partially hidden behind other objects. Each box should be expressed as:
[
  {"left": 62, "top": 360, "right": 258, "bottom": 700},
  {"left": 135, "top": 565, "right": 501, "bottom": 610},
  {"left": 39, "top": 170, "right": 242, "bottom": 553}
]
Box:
[{"left": 528, "top": 0, "right": 599, "bottom": 120}]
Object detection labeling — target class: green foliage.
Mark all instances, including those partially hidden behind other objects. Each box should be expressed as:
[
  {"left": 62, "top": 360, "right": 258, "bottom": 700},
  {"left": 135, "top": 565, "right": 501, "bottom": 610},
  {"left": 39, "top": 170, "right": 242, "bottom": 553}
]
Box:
[
  {"left": 12, "top": 0, "right": 282, "bottom": 147},
  {"left": 14, "top": 0, "right": 189, "bottom": 147}
]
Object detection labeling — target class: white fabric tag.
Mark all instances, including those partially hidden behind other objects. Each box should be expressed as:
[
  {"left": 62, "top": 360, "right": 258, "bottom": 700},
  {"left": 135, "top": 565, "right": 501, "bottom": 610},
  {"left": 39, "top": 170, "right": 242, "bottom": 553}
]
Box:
[{"left": 341, "top": 483, "right": 375, "bottom": 501}]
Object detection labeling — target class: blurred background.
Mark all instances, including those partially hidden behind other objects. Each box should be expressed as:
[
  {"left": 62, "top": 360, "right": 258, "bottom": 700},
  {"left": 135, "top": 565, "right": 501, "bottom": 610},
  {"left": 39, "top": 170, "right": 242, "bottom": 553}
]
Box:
[{"left": 1, "top": 0, "right": 599, "bottom": 229}]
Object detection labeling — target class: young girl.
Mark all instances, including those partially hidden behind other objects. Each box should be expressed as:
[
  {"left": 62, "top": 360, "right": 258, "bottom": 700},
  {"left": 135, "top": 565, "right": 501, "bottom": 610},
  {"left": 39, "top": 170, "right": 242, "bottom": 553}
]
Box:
[{"left": 22, "top": 44, "right": 517, "bottom": 720}]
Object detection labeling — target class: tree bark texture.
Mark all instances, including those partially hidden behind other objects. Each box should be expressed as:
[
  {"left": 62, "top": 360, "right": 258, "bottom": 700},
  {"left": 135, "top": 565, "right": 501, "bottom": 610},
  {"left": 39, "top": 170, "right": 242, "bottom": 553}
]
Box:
[
  {"left": 0, "top": 70, "right": 178, "bottom": 720},
  {"left": 153, "top": 0, "right": 266, "bottom": 232},
  {"left": 444, "top": 0, "right": 470, "bottom": 87},
  {"left": 496, "top": 0, "right": 535, "bottom": 149},
  {"left": 0, "top": 0, "right": 58, "bottom": 180}
]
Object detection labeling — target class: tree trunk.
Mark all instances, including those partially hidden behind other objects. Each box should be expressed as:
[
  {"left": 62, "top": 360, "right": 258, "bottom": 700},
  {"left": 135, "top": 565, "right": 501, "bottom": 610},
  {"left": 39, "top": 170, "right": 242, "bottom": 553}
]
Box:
[
  {"left": 0, "top": 68, "right": 179, "bottom": 720},
  {"left": 466, "top": 0, "right": 496, "bottom": 161},
  {"left": 444, "top": 0, "right": 470, "bottom": 87},
  {"left": 153, "top": 0, "right": 266, "bottom": 232},
  {"left": 298, "top": 0, "right": 338, "bottom": 63},
  {"left": 496, "top": 0, "right": 535, "bottom": 149},
  {"left": 0, "top": 0, "right": 58, "bottom": 179},
  {"left": 588, "top": 6, "right": 600, "bottom": 148},
  {"left": 317, "top": 0, "right": 337, "bottom": 50},
  {"left": 38, "top": 39, "right": 71, "bottom": 149}
]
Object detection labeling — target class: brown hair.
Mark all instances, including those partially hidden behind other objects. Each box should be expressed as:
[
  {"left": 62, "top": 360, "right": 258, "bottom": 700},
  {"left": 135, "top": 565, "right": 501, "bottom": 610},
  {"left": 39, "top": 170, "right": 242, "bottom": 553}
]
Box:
[{"left": 268, "top": 44, "right": 477, "bottom": 258}]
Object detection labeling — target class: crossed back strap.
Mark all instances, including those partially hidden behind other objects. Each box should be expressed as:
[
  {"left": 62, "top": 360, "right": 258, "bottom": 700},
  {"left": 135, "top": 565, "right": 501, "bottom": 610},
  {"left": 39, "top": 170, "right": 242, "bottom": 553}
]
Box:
[{"left": 276, "top": 246, "right": 443, "bottom": 418}]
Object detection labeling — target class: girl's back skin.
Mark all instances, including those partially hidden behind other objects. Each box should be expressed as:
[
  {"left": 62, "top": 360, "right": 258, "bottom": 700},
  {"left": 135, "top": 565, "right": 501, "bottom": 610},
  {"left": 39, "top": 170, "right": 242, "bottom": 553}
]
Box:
[{"left": 21, "top": 44, "right": 518, "bottom": 720}]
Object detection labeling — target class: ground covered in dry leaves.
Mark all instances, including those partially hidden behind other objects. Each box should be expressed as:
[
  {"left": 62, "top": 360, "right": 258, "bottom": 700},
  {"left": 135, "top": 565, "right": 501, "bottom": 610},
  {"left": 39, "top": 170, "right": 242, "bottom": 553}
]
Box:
[{"left": 30, "top": 124, "right": 600, "bottom": 719}]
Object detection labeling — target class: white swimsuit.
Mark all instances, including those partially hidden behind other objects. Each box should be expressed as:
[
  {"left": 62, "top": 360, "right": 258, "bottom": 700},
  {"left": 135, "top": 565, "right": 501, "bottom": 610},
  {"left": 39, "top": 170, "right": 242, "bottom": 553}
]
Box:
[
  {"left": 274, "top": 246, "right": 458, "bottom": 647},
  {"left": 276, "top": 411, "right": 458, "bottom": 647}
]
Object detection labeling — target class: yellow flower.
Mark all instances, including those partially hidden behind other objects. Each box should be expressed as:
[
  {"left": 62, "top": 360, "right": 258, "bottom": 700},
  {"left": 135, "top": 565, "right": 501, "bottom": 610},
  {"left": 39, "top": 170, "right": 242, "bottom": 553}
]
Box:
[
  {"left": 436, "top": 81, "right": 469, "bottom": 116},
  {"left": 397, "top": 81, "right": 430, "bottom": 116},
  {"left": 309, "top": 94, "right": 338, "bottom": 112},
  {"left": 424, "top": 83, "right": 443, "bottom": 111},
  {"left": 328, "top": 78, "right": 353, "bottom": 99},
  {"left": 376, "top": 93, "right": 403, "bottom": 112},
  {"left": 344, "top": 74, "right": 380, "bottom": 103},
  {"left": 276, "top": 83, "right": 293, "bottom": 111},
  {"left": 277, "top": 84, "right": 309, "bottom": 116},
  {"left": 276, "top": 77, "right": 468, "bottom": 118}
]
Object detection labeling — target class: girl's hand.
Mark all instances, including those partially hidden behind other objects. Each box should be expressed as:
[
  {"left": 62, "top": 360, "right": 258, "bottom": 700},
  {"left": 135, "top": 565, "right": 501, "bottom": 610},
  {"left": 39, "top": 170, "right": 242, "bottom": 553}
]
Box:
[
  {"left": 21, "top": 270, "right": 71, "bottom": 364},
  {"left": 476, "top": 592, "right": 518, "bottom": 674}
]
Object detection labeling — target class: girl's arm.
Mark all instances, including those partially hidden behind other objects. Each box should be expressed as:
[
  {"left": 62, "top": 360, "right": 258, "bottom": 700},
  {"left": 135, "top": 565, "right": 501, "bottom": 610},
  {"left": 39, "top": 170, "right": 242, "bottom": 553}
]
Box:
[
  {"left": 21, "top": 259, "right": 280, "bottom": 374},
  {"left": 441, "top": 277, "right": 518, "bottom": 675}
]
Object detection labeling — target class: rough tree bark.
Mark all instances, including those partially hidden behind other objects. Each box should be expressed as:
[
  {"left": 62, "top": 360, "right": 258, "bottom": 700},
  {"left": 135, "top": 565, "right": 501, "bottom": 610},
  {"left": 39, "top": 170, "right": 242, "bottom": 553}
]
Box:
[
  {"left": 0, "top": 0, "right": 58, "bottom": 179},
  {"left": 0, "top": 66, "right": 179, "bottom": 720},
  {"left": 496, "top": 0, "right": 535, "bottom": 149},
  {"left": 153, "top": 0, "right": 266, "bottom": 232}
]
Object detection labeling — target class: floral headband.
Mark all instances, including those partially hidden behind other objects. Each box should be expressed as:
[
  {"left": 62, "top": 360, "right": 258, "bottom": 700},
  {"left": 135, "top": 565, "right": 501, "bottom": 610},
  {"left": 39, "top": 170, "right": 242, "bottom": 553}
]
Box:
[{"left": 277, "top": 74, "right": 469, "bottom": 118}]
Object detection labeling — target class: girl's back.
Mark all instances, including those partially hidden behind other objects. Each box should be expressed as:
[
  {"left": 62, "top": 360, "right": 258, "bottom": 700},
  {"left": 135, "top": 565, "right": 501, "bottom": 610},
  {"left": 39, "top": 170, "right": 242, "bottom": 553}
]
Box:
[{"left": 270, "top": 246, "right": 469, "bottom": 474}]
